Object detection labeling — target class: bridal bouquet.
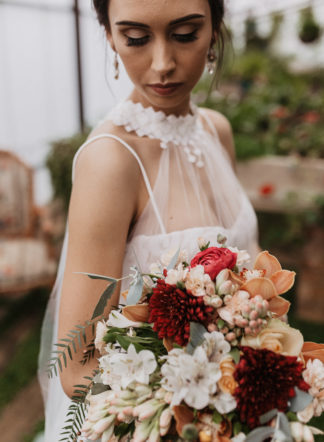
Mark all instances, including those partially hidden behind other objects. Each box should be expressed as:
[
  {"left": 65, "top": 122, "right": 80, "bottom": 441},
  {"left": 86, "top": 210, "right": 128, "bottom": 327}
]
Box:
[{"left": 52, "top": 236, "right": 324, "bottom": 442}]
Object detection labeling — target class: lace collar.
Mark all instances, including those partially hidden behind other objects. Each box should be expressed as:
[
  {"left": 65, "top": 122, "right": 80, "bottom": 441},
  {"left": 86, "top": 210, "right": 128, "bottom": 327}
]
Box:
[{"left": 107, "top": 100, "right": 206, "bottom": 167}]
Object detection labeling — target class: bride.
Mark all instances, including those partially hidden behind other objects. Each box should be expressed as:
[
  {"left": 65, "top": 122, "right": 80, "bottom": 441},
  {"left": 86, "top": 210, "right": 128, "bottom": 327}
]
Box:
[{"left": 38, "top": 0, "right": 259, "bottom": 440}]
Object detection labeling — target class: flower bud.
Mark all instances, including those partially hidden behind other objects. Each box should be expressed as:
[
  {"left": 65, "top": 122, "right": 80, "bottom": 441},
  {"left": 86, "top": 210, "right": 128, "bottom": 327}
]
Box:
[
  {"left": 290, "top": 422, "right": 305, "bottom": 442},
  {"left": 216, "top": 269, "right": 230, "bottom": 290},
  {"left": 198, "top": 237, "right": 209, "bottom": 250},
  {"left": 224, "top": 294, "right": 233, "bottom": 305}
]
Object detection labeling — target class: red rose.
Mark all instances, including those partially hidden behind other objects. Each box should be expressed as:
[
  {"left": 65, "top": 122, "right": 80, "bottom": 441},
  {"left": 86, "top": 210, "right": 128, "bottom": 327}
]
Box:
[{"left": 190, "top": 247, "right": 237, "bottom": 281}]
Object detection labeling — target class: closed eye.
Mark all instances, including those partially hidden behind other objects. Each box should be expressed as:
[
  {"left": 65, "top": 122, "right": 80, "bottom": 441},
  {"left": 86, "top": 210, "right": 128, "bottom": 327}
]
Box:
[{"left": 173, "top": 30, "right": 198, "bottom": 43}]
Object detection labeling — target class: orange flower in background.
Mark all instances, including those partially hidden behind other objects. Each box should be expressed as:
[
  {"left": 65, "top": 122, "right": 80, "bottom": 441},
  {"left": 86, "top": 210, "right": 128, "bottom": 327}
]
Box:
[
  {"left": 241, "top": 251, "right": 295, "bottom": 317},
  {"left": 270, "top": 106, "right": 289, "bottom": 119},
  {"left": 302, "top": 342, "right": 324, "bottom": 364},
  {"left": 259, "top": 183, "right": 275, "bottom": 197},
  {"left": 302, "top": 110, "right": 321, "bottom": 124}
]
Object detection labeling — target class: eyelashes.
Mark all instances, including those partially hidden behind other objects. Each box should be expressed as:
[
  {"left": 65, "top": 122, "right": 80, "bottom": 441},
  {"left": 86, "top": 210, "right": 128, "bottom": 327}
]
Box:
[{"left": 126, "top": 30, "right": 198, "bottom": 47}]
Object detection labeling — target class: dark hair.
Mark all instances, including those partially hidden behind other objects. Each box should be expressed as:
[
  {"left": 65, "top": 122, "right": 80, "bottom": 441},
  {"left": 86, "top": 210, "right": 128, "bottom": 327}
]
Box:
[{"left": 93, "top": 0, "right": 227, "bottom": 78}]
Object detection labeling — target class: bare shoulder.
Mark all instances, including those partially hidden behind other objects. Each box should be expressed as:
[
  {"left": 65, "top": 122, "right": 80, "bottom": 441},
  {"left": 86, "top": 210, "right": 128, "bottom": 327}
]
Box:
[{"left": 200, "top": 107, "right": 236, "bottom": 169}]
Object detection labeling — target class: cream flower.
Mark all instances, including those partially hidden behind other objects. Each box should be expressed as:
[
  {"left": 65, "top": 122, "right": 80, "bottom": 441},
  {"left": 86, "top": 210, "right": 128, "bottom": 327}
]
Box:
[
  {"left": 298, "top": 358, "right": 324, "bottom": 423},
  {"left": 95, "top": 320, "right": 108, "bottom": 354},
  {"left": 218, "top": 290, "right": 250, "bottom": 327},
  {"left": 228, "top": 247, "right": 251, "bottom": 267},
  {"left": 185, "top": 265, "right": 214, "bottom": 297},
  {"left": 241, "top": 318, "right": 304, "bottom": 356},
  {"left": 165, "top": 263, "right": 188, "bottom": 285}
]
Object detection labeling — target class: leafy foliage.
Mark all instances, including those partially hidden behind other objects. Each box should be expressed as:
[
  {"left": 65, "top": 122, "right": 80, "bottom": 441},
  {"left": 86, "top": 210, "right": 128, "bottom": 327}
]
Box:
[
  {"left": 59, "top": 376, "right": 94, "bottom": 441},
  {"left": 48, "top": 319, "right": 101, "bottom": 378},
  {"left": 46, "top": 130, "right": 90, "bottom": 210},
  {"left": 195, "top": 49, "right": 324, "bottom": 161},
  {"left": 104, "top": 324, "right": 167, "bottom": 360}
]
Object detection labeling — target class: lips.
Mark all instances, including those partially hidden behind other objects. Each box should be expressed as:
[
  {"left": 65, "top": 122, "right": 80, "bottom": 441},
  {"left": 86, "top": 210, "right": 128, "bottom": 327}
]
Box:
[{"left": 148, "top": 83, "right": 183, "bottom": 96}]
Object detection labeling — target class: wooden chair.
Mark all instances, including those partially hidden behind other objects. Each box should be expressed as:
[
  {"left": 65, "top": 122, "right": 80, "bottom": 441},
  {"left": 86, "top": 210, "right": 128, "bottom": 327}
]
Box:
[{"left": 0, "top": 150, "right": 56, "bottom": 294}]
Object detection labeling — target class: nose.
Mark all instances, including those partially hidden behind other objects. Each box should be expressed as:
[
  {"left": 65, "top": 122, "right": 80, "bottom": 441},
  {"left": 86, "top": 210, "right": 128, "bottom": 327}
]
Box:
[{"left": 151, "top": 39, "right": 176, "bottom": 79}]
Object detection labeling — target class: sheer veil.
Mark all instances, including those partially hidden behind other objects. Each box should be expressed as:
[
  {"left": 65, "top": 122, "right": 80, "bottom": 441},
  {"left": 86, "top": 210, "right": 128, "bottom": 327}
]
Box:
[
  {"left": 38, "top": 25, "right": 259, "bottom": 442},
  {"left": 37, "top": 42, "right": 132, "bottom": 441}
]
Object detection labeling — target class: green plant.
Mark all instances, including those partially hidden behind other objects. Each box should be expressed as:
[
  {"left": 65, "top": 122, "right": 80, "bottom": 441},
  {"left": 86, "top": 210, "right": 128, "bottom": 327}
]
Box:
[
  {"left": 195, "top": 49, "right": 324, "bottom": 161},
  {"left": 299, "top": 7, "right": 322, "bottom": 44},
  {"left": 46, "top": 131, "right": 90, "bottom": 210}
]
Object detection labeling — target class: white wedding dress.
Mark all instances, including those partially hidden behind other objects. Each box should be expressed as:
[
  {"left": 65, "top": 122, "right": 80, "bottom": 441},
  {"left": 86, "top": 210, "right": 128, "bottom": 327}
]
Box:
[{"left": 38, "top": 99, "right": 259, "bottom": 441}]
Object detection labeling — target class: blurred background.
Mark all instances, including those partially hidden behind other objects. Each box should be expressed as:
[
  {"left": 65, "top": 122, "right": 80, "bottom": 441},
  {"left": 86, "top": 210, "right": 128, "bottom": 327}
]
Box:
[{"left": 0, "top": 0, "right": 323, "bottom": 440}]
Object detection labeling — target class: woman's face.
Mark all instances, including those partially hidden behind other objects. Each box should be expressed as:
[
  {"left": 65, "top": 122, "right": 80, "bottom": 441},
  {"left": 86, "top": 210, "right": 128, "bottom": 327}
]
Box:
[{"left": 107, "top": 0, "right": 214, "bottom": 114}]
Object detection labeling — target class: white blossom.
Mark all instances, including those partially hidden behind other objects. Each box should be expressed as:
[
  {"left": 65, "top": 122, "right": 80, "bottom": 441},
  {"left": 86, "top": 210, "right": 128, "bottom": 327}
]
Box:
[
  {"left": 107, "top": 344, "right": 157, "bottom": 390},
  {"left": 202, "top": 331, "right": 231, "bottom": 363},
  {"left": 228, "top": 247, "right": 250, "bottom": 267},
  {"left": 210, "top": 391, "right": 236, "bottom": 414},
  {"left": 161, "top": 346, "right": 222, "bottom": 409},
  {"left": 298, "top": 359, "right": 324, "bottom": 423},
  {"left": 107, "top": 310, "right": 144, "bottom": 328}
]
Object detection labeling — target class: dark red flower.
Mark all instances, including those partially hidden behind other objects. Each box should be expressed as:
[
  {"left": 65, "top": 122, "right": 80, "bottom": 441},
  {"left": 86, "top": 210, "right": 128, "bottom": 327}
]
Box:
[
  {"left": 148, "top": 279, "right": 213, "bottom": 346},
  {"left": 190, "top": 247, "right": 237, "bottom": 281},
  {"left": 234, "top": 347, "right": 309, "bottom": 429}
]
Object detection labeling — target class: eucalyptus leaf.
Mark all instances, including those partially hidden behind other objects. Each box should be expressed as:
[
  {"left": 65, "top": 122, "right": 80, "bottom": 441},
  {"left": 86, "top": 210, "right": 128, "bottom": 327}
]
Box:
[
  {"left": 91, "top": 281, "right": 117, "bottom": 319},
  {"left": 289, "top": 387, "right": 313, "bottom": 413},
  {"left": 75, "top": 271, "right": 117, "bottom": 283},
  {"left": 260, "top": 408, "right": 278, "bottom": 425},
  {"left": 167, "top": 248, "right": 180, "bottom": 270},
  {"left": 186, "top": 322, "right": 207, "bottom": 354},
  {"left": 126, "top": 272, "right": 144, "bottom": 305},
  {"left": 246, "top": 426, "right": 275, "bottom": 442},
  {"left": 276, "top": 412, "right": 292, "bottom": 441}
]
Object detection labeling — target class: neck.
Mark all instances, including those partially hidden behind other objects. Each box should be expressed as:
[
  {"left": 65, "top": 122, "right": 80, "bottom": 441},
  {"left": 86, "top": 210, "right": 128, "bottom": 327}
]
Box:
[{"left": 128, "top": 89, "right": 192, "bottom": 117}]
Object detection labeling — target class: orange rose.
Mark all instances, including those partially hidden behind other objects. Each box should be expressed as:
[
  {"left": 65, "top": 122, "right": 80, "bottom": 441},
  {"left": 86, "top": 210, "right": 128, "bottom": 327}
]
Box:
[{"left": 218, "top": 357, "right": 238, "bottom": 395}]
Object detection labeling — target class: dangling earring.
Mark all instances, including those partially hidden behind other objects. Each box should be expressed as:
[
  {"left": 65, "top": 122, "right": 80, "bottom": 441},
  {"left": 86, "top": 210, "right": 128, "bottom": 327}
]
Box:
[
  {"left": 207, "top": 47, "right": 217, "bottom": 75},
  {"left": 114, "top": 51, "right": 119, "bottom": 80}
]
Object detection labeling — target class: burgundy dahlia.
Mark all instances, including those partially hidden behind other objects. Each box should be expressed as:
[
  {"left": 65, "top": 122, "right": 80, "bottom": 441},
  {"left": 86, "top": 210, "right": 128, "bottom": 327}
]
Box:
[
  {"left": 234, "top": 346, "right": 310, "bottom": 429},
  {"left": 148, "top": 279, "right": 213, "bottom": 346}
]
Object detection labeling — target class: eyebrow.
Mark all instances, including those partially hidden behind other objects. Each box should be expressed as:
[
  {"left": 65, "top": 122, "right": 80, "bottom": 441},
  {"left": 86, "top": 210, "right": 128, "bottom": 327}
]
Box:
[{"left": 115, "top": 14, "right": 205, "bottom": 29}]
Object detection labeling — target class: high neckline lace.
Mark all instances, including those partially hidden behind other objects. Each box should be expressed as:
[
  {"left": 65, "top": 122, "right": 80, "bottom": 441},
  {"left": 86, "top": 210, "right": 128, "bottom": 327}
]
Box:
[{"left": 108, "top": 100, "right": 206, "bottom": 167}]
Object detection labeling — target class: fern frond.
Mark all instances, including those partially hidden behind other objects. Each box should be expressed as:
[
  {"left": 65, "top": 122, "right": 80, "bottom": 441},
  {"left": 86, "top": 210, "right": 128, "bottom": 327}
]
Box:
[
  {"left": 47, "top": 317, "right": 104, "bottom": 378},
  {"left": 59, "top": 376, "right": 94, "bottom": 441},
  {"left": 80, "top": 340, "right": 96, "bottom": 366}
]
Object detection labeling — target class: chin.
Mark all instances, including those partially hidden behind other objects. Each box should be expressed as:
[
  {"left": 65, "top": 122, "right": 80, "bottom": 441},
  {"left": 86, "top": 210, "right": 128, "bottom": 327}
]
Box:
[{"left": 143, "top": 89, "right": 192, "bottom": 114}]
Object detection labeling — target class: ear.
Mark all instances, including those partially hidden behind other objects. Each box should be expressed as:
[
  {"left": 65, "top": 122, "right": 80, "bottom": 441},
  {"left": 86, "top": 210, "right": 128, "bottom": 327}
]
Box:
[
  {"left": 211, "top": 30, "right": 218, "bottom": 46},
  {"left": 105, "top": 29, "right": 115, "bottom": 51}
]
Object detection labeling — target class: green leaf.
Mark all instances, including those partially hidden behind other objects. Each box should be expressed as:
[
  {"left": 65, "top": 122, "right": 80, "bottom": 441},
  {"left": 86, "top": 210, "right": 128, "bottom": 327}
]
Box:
[
  {"left": 75, "top": 271, "right": 117, "bottom": 283},
  {"left": 229, "top": 347, "right": 240, "bottom": 364},
  {"left": 289, "top": 387, "right": 313, "bottom": 413},
  {"left": 167, "top": 248, "right": 180, "bottom": 270},
  {"left": 91, "top": 383, "right": 109, "bottom": 395},
  {"left": 91, "top": 281, "right": 117, "bottom": 319},
  {"left": 233, "top": 421, "right": 242, "bottom": 436},
  {"left": 217, "top": 319, "right": 225, "bottom": 329},
  {"left": 126, "top": 272, "right": 144, "bottom": 306},
  {"left": 186, "top": 322, "right": 207, "bottom": 355},
  {"left": 212, "top": 410, "right": 223, "bottom": 424},
  {"left": 276, "top": 412, "right": 293, "bottom": 441}
]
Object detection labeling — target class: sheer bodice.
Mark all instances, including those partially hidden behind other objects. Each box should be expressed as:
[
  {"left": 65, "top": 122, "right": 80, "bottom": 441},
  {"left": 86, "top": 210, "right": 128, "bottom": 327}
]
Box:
[{"left": 38, "top": 100, "right": 258, "bottom": 441}]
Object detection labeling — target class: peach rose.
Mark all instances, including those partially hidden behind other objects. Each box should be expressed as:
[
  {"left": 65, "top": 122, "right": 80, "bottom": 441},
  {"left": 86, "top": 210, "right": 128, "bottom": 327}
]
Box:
[
  {"left": 241, "top": 319, "right": 304, "bottom": 356},
  {"left": 218, "top": 357, "right": 238, "bottom": 395}
]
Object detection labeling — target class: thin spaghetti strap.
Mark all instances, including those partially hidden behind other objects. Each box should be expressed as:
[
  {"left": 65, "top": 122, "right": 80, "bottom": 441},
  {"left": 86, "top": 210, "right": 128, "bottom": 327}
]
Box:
[{"left": 72, "top": 133, "right": 167, "bottom": 235}]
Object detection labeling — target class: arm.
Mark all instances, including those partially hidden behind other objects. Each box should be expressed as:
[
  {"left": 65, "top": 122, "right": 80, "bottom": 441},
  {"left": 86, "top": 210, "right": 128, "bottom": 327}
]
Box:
[{"left": 58, "top": 137, "right": 140, "bottom": 397}]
